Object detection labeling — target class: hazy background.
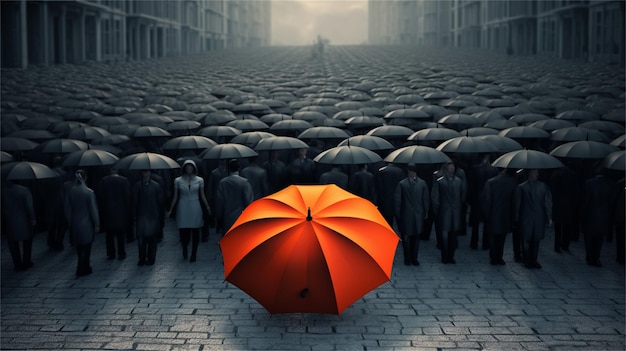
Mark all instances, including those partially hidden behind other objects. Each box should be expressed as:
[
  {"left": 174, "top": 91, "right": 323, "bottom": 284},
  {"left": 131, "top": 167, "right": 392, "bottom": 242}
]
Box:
[{"left": 271, "top": 0, "right": 368, "bottom": 46}]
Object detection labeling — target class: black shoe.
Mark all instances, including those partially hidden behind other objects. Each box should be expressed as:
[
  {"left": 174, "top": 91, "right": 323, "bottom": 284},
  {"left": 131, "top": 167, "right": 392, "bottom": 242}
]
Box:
[
  {"left": 588, "top": 261, "right": 602, "bottom": 267},
  {"left": 183, "top": 250, "right": 188, "bottom": 259},
  {"left": 561, "top": 246, "right": 569, "bottom": 252},
  {"left": 448, "top": 258, "right": 456, "bottom": 264},
  {"left": 490, "top": 260, "right": 499, "bottom": 265},
  {"left": 524, "top": 262, "right": 534, "bottom": 269},
  {"left": 411, "top": 260, "right": 420, "bottom": 266},
  {"left": 137, "top": 260, "right": 145, "bottom": 266},
  {"left": 190, "top": 256, "right": 196, "bottom": 263},
  {"left": 146, "top": 260, "right": 155, "bottom": 266},
  {"left": 21, "top": 261, "right": 33, "bottom": 270},
  {"left": 554, "top": 248, "right": 561, "bottom": 253},
  {"left": 470, "top": 243, "right": 478, "bottom": 250},
  {"left": 118, "top": 255, "right": 126, "bottom": 260},
  {"left": 404, "top": 259, "right": 411, "bottom": 266},
  {"left": 107, "top": 256, "right": 116, "bottom": 260},
  {"left": 533, "top": 262, "right": 542, "bottom": 269},
  {"left": 514, "top": 256, "right": 523, "bottom": 262},
  {"left": 442, "top": 258, "right": 449, "bottom": 264},
  {"left": 498, "top": 259, "right": 506, "bottom": 265}
]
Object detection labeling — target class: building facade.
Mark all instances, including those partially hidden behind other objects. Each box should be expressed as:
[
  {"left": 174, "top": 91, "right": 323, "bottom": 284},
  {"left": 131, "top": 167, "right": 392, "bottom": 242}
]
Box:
[
  {"left": 368, "top": 0, "right": 624, "bottom": 65},
  {"left": 1, "top": 0, "right": 271, "bottom": 69}
]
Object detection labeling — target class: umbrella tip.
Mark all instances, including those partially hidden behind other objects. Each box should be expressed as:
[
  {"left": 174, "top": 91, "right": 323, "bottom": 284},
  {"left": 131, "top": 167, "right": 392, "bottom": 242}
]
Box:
[
  {"left": 300, "top": 288, "right": 309, "bottom": 298},
  {"left": 306, "top": 207, "right": 312, "bottom": 221}
]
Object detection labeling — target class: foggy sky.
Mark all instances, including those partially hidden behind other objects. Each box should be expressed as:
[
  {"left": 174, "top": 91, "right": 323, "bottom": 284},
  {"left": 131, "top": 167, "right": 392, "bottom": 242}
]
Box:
[{"left": 271, "top": 0, "right": 368, "bottom": 46}]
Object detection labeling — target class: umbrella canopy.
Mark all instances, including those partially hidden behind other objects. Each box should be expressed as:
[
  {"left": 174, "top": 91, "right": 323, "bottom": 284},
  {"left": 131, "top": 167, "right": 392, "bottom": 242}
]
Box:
[
  {"left": 226, "top": 119, "right": 270, "bottom": 132},
  {"left": 115, "top": 152, "right": 181, "bottom": 170},
  {"left": 436, "top": 136, "right": 498, "bottom": 154},
  {"left": 602, "top": 150, "right": 625, "bottom": 171},
  {"left": 201, "top": 143, "right": 258, "bottom": 160},
  {"left": 384, "top": 145, "right": 451, "bottom": 164},
  {"left": 610, "top": 134, "right": 625, "bottom": 148},
  {"left": 476, "top": 135, "right": 523, "bottom": 153},
  {"left": 1, "top": 137, "right": 39, "bottom": 151},
  {"left": 62, "top": 149, "right": 120, "bottom": 167},
  {"left": 366, "top": 125, "right": 414, "bottom": 139},
  {"left": 499, "top": 126, "right": 551, "bottom": 139},
  {"left": 1, "top": 151, "right": 14, "bottom": 163},
  {"left": 555, "top": 110, "right": 600, "bottom": 123},
  {"left": 3, "top": 161, "right": 59, "bottom": 180},
  {"left": 549, "top": 140, "right": 620, "bottom": 159},
  {"left": 337, "top": 135, "right": 394, "bottom": 151},
  {"left": 132, "top": 126, "right": 171, "bottom": 138},
  {"left": 7, "top": 129, "right": 57, "bottom": 141},
  {"left": 38, "top": 138, "right": 90, "bottom": 154},
  {"left": 313, "top": 145, "right": 382, "bottom": 165},
  {"left": 298, "top": 127, "right": 350, "bottom": 140},
  {"left": 491, "top": 150, "right": 564, "bottom": 169},
  {"left": 550, "top": 127, "right": 610, "bottom": 142},
  {"left": 407, "top": 127, "right": 462, "bottom": 142},
  {"left": 220, "top": 184, "right": 399, "bottom": 314},
  {"left": 198, "top": 126, "right": 242, "bottom": 139},
  {"left": 67, "top": 126, "right": 111, "bottom": 141},
  {"left": 528, "top": 119, "right": 575, "bottom": 131},
  {"left": 162, "top": 135, "right": 217, "bottom": 151},
  {"left": 255, "top": 136, "right": 309, "bottom": 151},
  {"left": 231, "top": 131, "right": 276, "bottom": 148}
]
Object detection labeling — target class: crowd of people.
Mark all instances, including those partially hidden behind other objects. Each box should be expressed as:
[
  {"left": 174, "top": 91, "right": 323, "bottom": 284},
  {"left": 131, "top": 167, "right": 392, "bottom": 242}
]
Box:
[{"left": 2, "top": 143, "right": 623, "bottom": 276}]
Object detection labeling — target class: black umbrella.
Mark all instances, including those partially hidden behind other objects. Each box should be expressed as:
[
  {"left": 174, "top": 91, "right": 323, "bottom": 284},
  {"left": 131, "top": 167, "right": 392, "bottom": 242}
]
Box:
[
  {"left": 384, "top": 145, "right": 451, "bottom": 165},
  {"left": 407, "top": 128, "right": 461, "bottom": 142},
  {"left": 491, "top": 150, "right": 564, "bottom": 169},
  {"left": 38, "top": 138, "right": 90, "bottom": 154},
  {"left": 67, "top": 126, "right": 111, "bottom": 141},
  {"left": 476, "top": 135, "right": 523, "bottom": 153},
  {"left": 115, "top": 152, "right": 181, "bottom": 170},
  {"left": 499, "top": 126, "right": 551, "bottom": 139},
  {"left": 201, "top": 143, "right": 258, "bottom": 160},
  {"left": 550, "top": 127, "right": 610, "bottom": 143},
  {"left": 610, "top": 134, "right": 625, "bottom": 149},
  {"left": 549, "top": 140, "right": 620, "bottom": 159},
  {"left": 528, "top": 119, "right": 575, "bottom": 131},
  {"left": 366, "top": 125, "right": 414, "bottom": 139},
  {"left": 226, "top": 119, "right": 270, "bottom": 132},
  {"left": 436, "top": 136, "right": 498, "bottom": 154},
  {"left": 231, "top": 131, "right": 276, "bottom": 148},
  {"left": 162, "top": 135, "right": 218, "bottom": 151},
  {"left": 7, "top": 129, "right": 57, "bottom": 142},
  {"left": 602, "top": 150, "right": 625, "bottom": 171},
  {"left": 63, "top": 149, "right": 120, "bottom": 167},
  {"left": 298, "top": 127, "right": 350, "bottom": 140},
  {"left": 132, "top": 126, "right": 171, "bottom": 138},
  {"left": 198, "top": 126, "right": 242, "bottom": 139},
  {"left": 1, "top": 151, "right": 14, "bottom": 163},
  {"left": 313, "top": 145, "right": 382, "bottom": 165},
  {"left": 1, "top": 137, "right": 39, "bottom": 151},
  {"left": 337, "top": 135, "right": 394, "bottom": 151},
  {"left": 255, "top": 136, "right": 309, "bottom": 151},
  {"left": 2, "top": 161, "right": 59, "bottom": 180}
]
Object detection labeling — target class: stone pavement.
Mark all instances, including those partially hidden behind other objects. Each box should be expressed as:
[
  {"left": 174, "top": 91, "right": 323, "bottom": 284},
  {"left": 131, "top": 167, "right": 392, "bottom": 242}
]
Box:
[{"left": 1, "top": 218, "right": 624, "bottom": 351}]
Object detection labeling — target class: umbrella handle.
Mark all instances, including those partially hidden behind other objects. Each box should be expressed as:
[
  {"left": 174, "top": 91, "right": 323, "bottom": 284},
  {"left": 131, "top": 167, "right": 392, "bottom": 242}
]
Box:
[{"left": 306, "top": 207, "right": 312, "bottom": 221}]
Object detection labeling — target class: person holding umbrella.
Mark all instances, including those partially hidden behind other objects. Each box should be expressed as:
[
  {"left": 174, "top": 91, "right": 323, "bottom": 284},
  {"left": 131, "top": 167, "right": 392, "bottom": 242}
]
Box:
[
  {"left": 514, "top": 169, "right": 553, "bottom": 269},
  {"left": 432, "top": 162, "right": 466, "bottom": 264},
  {"left": 376, "top": 162, "right": 405, "bottom": 228},
  {"left": 289, "top": 148, "right": 316, "bottom": 185},
  {"left": 216, "top": 159, "right": 254, "bottom": 236},
  {"left": 262, "top": 150, "right": 288, "bottom": 193},
  {"left": 394, "top": 163, "right": 429, "bottom": 266},
  {"left": 1, "top": 179, "right": 36, "bottom": 271},
  {"left": 240, "top": 156, "right": 269, "bottom": 200},
  {"left": 581, "top": 167, "right": 617, "bottom": 267},
  {"left": 482, "top": 168, "right": 518, "bottom": 265},
  {"left": 319, "top": 166, "right": 349, "bottom": 190},
  {"left": 133, "top": 169, "right": 164, "bottom": 266},
  {"left": 98, "top": 166, "right": 131, "bottom": 260},
  {"left": 64, "top": 170, "right": 100, "bottom": 277},
  {"left": 468, "top": 154, "right": 498, "bottom": 250},
  {"left": 348, "top": 164, "right": 377, "bottom": 203},
  {"left": 167, "top": 160, "right": 211, "bottom": 263}
]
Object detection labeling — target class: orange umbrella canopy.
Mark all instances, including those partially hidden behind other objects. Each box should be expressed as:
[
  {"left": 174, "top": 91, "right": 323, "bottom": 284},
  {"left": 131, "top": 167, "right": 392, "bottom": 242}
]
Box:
[{"left": 220, "top": 184, "right": 399, "bottom": 315}]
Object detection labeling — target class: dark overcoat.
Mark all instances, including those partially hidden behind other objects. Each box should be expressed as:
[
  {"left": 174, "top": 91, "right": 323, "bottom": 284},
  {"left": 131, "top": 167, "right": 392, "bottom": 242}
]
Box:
[
  {"left": 133, "top": 179, "right": 164, "bottom": 238},
  {"left": 482, "top": 173, "right": 518, "bottom": 235},
  {"left": 65, "top": 183, "right": 100, "bottom": 245},
  {"left": 394, "top": 177, "right": 429, "bottom": 237},
  {"left": 431, "top": 174, "right": 465, "bottom": 233},
  {"left": 1, "top": 183, "right": 35, "bottom": 242},
  {"left": 240, "top": 164, "right": 269, "bottom": 200},
  {"left": 216, "top": 174, "right": 254, "bottom": 233},
  {"left": 514, "top": 180, "right": 552, "bottom": 241},
  {"left": 98, "top": 174, "right": 131, "bottom": 231}
]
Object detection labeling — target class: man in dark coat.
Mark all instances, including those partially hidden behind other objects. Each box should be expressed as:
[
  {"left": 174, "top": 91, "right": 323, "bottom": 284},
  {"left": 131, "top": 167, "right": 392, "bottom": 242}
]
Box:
[
  {"left": 514, "top": 169, "right": 552, "bottom": 269},
  {"left": 394, "top": 164, "right": 429, "bottom": 266},
  {"left": 207, "top": 160, "right": 229, "bottom": 238},
  {"left": 549, "top": 166, "right": 579, "bottom": 252},
  {"left": 581, "top": 170, "right": 617, "bottom": 267},
  {"left": 319, "top": 166, "right": 348, "bottom": 190},
  {"left": 288, "top": 148, "right": 316, "bottom": 185},
  {"left": 133, "top": 170, "right": 164, "bottom": 266},
  {"left": 482, "top": 168, "right": 518, "bottom": 265},
  {"left": 376, "top": 163, "right": 405, "bottom": 228},
  {"left": 263, "top": 150, "right": 289, "bottom": 193},
  {"left": 44, "top": 160, "right": 68, "bottom": 251},
  {"left": 1, "top": 180, "right": 36, "bottom": 271},
  {"left": 98, "top": 167, "right": 131, "bottom": 260},
  {"left": 240, "top": 156, "right": 269, "bottom": 200},
  {"left": 614, "top": 178, "right": 625, "bottom": 265},
  {"left": 432, "top": 162, "right": 466, "bottom": 264},
  {"left": 150, "top": 171, "right": 167, "bottom": 242},
  {"left": 65, "top": 170, "right": 100, "bottom": 277},
  {"left": 468, "top": 155, "right": 498, "bottom": 250},
  {"left": 216, "top": 159, "right": 254, "bottom": 236},
  {"left": 348, "top": 164, "right": 377, "bottom": 203}
]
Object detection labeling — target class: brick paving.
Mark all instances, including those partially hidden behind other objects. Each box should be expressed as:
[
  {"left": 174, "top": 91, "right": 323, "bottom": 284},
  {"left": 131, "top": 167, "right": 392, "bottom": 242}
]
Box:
[{"left": 2, "top": 218, "right": 624, "bottom": 350}]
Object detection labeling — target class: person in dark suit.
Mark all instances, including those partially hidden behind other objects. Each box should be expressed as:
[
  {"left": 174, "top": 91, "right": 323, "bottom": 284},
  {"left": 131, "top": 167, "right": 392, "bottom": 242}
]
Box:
[
  {"left": 514, "top": 169, "right": 552, "bottom": 269},
  {"left": 44, "top": 159, "right": 68, "bottom": 251},
  {"left": 98, "top": 167, "right": 131, "bottom": 260},
  {"left": 376, "top": 163, "right": 405, "bottom": 229},
  {"left": 240, "top": 156, "right": 269, "bottom": 200},
  {"left": 1, "top": 179, "right": 36, "bottom": 271},
  {"left": 133, "top": 170, "right": 164, "bottom": 266},
  {"left": 288, "top": 148, "right": 316, "bottom": 185},
  {"left": 549, "top": 166, "right": 579, "bottom": 252},
  {"left": 468, "top": 155, "right": 498, "bottom": 250},
  {"left": 581, "top": 169, "right": 617, "bottom": 267},
  {"left": 263, "top": 150, "right": 289, "bottom": 193},
  {"left": 207, "top": 160, "right": 229, "bottom": 238},
  {"left": 348, "top": 164, "right": 377, "bottom": 203},
  {"left": 394, "top": 163, "right": 429, "bottom": 266},
  {"left": 614, "top": 178, "right": 625, "bottom": 265},
  {"left": 64, "top": 170, "right": 100, "bottom": 277},
  {"left": 149, "top": 171, "right": 167, "bottom": 242},
  {"left": 319, "top": 166, "right": 348, "bottom": 189},
  {"left": 432, "top": 162, "right": 466, "bottom": 264},
  {"left": 216, "top": 159, "right": 254, "bottom": 236},
  {"left": 482, "top": 168, "right": 518, "bottom": 265}
]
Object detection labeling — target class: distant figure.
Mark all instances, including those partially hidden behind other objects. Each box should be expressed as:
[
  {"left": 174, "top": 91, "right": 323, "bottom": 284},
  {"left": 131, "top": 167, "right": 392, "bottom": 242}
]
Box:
[
  {"left": 514, "top": 169, "right": 552, "bottom": 269},
  {"left": 394, "top": 164, "right": 429, "bottom": 266},
  {"left": 319, "top": 166, "right": 348, "bottom": 190},
  {"left": 65, "top": 170, "right": 100, "bottom": 277},
  {"left": 133, "top": 170, "right": 164, "bottom": 266},
  {"left": 1, "top": 179, "right": 36, "bottom": 272},
  {"left": 263, "top": 150, "right": 289, "bottom": 193},
  {"left": 432, "top": 162, "right": 465, "bottom": 264},
  {"left": 216, "top": 159, "right": 254, "bottom": 236},
  {"left": 289, "top": 148, "right": 316, "bottom": 185},
  {"left": 98, "top": 167, "right": 131, "bottom": 260},
  {"left": 468, "top": 155, "right": 498, "bottom": 250},
  {"left": 376, "top": 163, "right": 405, "bottom": 228},
  {"left": 348, "top": 164, "right": 377, "bottom": 203},
  {"left": 482, "top": 168, "right": 518, "bottom": 265},
  {"left": 207, "top": 160, "right": 229, "bottom": 238},
  {"left": 581, "top": 169, "right": 617, "bottom": 267},
  {"left": 240, "top": 156, "right": 269, "bottom": 200}
]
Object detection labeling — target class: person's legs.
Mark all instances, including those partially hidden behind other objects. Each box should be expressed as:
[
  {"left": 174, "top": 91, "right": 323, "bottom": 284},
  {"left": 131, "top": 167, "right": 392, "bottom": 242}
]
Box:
[
  {"left": 497, "top": 234, "right": 506, "bottom": 264},
  {"left": 180, "top": 228, "right": 191, "bottom": 259},
  {"left": 440, "top": 230, "right": 450, "bottom": 263},
  {"left": 615, "top": 222, "right": 625, "bottom": 264},
  {"left": 190, "top": 228, "right": 200, "bottom": 262},
  {"left": 513, "top": 228, "right": 522, "bottom": 262},
  {"left": 554, "top": 222, "right": 563, "bottom": 252},
  {"left": 137, "top": 237, "right": 146, "bottom": 265},
  {"left": 448, "top": 230, "right": 458, "bottom": 263},
  {"left": 115, "top": 229, "right": 126, "bottom": 259},
  {"left": 489, "top": 231, "right": 498, "bottom": 264},
  {"left": 146, "top": 237, "right": 157, "bottom": 265},
  {"left": 105, "top": 230, "right": 116, "bottom": 258},
  {"left": 470, "top": 218, "right": 479, "bottom": 249},
  {"left": 410, "top": 235, "right": 420, "bottom": 265},
  {"left": 22, "top": 239, "right": 33, "bottom": 269},
  {"left": 7, "top": 240, "right": 22, "bottom": 271}
]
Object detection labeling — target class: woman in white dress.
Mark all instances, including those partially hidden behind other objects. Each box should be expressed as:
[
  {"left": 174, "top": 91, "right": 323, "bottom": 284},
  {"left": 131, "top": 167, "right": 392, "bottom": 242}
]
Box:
[{"left": 167, "top": 160, "right": 211, "bottom": 262}]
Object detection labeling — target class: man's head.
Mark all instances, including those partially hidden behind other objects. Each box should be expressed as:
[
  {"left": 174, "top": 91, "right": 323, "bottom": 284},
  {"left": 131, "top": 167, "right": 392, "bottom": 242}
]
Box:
[
  {"left": 528, "top": 169, "right": 539, "bottom": 181},
  {"left": 407, "top": 163, "right": 417, "bottom": 177},
  {"left": 298, "top": 148, "right": 308, "bottom": 158},
  {"left": 228, "top": 159, "right": 240, "bottom": 173},
  {"left": 445, "top": 162, "right": 455, "bottom": 175},
  {"left": 141, "top": 169, "right": 151, "bottom": 180}
]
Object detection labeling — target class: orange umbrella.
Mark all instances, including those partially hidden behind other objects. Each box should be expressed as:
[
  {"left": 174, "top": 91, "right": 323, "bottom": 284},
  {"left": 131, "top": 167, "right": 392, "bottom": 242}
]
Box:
[{"left": 220, "top": 184, "right": 399, "bottom": 315}]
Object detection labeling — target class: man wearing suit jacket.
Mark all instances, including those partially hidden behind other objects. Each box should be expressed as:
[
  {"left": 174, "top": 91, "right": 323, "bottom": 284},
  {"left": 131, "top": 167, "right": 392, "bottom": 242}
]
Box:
[
  {"left": 240, "top": 156, "right": 269, "bottom": 200},
  {"left": 514, "top": 169, "right": 552, "bottom": 269},
  {"left": 98, "top": 167, "right": 131, "bottom": 260},
  {"left": 216, "top": 159, "right": 254, "bottom": 236},
  {"left": 581, "top": 169, "right": 617, "bottom": 267},
  {"left": 394, "top": 164, "right": 429, "bottom": 266},
  {"left": 432, "top": 162, "right": 466, "bottom": 264},
  {"left": 482, "top": 168, "right": 518, "bottom": 265},
  {"left": 376, "top": 163, "right": 405, "bottom": 229}
]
